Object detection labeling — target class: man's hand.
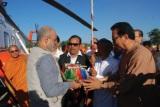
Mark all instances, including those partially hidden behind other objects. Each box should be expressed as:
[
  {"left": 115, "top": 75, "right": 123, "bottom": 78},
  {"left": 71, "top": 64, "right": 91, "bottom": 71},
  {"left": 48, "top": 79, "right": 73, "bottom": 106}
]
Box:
[
  {"left": 82, "top": 77, "right": 115, "bottom": 91},
  {"left": 82, "top": 77, "right": 102, "bottom": 91},
  {"left": 70, "top": 81, "right": 82, "bottom": 90},
  {"left": 90, "top": 67, "right": 97, "bottom": 76},
  {"left": 89, "top": 54, "right": 96, "bottom": 67}
]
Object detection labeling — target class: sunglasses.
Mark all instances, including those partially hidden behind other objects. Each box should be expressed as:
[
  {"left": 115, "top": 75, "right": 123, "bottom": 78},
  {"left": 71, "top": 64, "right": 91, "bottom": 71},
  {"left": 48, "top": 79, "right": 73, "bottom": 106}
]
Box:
[
  {"left": 10, "top": 50, "right": 19, "bottom": 53},
  {"left": 68, "top": 43, "right": 80, "bottom": 46}
]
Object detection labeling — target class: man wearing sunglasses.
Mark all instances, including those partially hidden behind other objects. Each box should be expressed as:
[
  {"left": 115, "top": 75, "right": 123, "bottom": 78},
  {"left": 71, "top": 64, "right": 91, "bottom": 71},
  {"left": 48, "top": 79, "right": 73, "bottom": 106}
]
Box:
[
  {"left": 58, "top": 35, "right": 90, "bottom": 107},
  {"left": 59, "top": 35, "right": 90, "bottom": 69},
  {"left": 3, "top": 45, "right": 28, "bottom": 107}
]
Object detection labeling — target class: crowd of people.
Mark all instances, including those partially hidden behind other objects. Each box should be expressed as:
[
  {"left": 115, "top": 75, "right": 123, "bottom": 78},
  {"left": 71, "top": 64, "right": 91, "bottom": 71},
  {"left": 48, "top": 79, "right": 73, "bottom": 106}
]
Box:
[{"left": 0, "top": 22, "right": 160, "bottom": 107}]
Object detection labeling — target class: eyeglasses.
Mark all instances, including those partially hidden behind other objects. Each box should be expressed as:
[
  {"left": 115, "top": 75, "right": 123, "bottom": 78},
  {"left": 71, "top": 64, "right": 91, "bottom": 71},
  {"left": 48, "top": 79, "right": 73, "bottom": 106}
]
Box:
[
  {"left": 112, "top": 36, "right": 120, "bottom": 42},
  {"left": 10, "top": 50, "right": 19, "bottom": 53},
  {"left": 68, "top": 43, "right": 80, "bottom": 46},
  {"left": 94, "top": 42, "right": 97, "bottom": 44}
]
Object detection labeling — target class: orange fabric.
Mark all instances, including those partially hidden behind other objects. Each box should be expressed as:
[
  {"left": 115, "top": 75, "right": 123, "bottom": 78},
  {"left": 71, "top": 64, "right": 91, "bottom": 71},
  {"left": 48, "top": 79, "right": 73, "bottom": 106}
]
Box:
[
  {"left": 0, "top": 51, "right": 10, "bottom": 78},
  {"left": 3, "top": 54, "right": 29, "bottom": 107}
]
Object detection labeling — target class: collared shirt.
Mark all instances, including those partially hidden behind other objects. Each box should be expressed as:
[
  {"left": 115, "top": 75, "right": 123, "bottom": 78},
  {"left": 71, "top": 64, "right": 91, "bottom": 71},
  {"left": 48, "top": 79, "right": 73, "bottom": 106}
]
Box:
[{"left": 67, "top": 51, "right": 82, "bottom": 64}]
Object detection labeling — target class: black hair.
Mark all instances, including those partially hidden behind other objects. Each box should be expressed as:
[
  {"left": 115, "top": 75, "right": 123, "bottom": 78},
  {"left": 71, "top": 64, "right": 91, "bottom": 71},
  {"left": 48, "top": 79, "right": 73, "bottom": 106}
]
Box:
[
  {"left": 111, "top": 22, "right": 135, "bottom": 40},
  {"left": 143, "top": 40, "right": 152, "bottom": 47},
  {"left": 97, "top": 38, "right": 113, "bottom": 53},
  {"left": 68, "top": 35, "right": 82, "bottom": 44}
]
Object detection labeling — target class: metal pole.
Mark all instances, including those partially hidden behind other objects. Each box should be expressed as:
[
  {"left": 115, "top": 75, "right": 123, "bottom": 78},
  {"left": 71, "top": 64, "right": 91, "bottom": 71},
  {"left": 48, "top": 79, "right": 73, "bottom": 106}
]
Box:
[
  {"left": 15, "top": 31, "right": 29, "bottom": 54},
  {"left": 91, "top": 0, "right": 94, "bottom": 45}
]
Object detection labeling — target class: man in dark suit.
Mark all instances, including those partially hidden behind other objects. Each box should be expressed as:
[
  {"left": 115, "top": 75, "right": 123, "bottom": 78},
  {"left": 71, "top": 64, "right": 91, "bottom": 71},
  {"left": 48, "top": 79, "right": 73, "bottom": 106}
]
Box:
[
  {"left": 59, "top": 35, "right": 90, "bottom": 70},
  {"left": 58, "top": 35, "right": 90, "bottom": 107}
]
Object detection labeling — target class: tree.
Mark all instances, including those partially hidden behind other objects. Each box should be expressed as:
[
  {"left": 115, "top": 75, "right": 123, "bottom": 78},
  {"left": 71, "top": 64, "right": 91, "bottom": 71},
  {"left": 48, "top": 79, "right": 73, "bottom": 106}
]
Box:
[{"left": 148, "top": 28, "right": 160, "bottom": 45}]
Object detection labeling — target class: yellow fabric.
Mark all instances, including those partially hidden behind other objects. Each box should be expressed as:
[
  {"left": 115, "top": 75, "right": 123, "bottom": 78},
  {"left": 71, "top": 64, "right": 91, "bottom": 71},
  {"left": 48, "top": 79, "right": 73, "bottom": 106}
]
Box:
[{"left": 4, "top": 54, "right": 29, "bottom": 107}]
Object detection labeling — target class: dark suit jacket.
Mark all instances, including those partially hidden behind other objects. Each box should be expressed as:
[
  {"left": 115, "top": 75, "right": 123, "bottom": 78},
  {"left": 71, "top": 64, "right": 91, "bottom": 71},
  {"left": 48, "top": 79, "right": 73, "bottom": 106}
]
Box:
[
  {"left": 58, "top": 53, "right": 90, "bottom": 107},
  {"left": 58, "top": 53, "right": 90, "bottom": 71}
]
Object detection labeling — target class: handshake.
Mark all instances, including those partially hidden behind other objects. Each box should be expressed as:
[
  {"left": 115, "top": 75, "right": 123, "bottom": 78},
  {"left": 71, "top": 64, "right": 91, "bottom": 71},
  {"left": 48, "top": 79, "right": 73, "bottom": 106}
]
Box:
[{"left": 70, "top": 76, "right": 112, "bottom": 91}]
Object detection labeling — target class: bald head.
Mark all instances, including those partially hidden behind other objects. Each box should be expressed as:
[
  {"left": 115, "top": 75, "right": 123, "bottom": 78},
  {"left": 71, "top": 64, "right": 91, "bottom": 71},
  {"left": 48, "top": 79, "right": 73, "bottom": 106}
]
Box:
[
  {"left": 37, "top": 26, "right": 55, "bottom": 41},
  {"left": 37, "top": 26, "right": 57, "bottom": 52},
  {"left": 8, "top": 45, "right": 20, "bottom": 58}
]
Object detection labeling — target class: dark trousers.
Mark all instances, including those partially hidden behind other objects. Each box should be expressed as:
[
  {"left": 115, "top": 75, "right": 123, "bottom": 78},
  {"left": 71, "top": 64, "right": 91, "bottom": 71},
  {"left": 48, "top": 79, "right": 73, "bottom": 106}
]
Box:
[
  {"left": 117, "top": 85, "right": 160, "bottom": 107},
  {"left": 62, "top": 88, "right": 86, "bottom": 107},
  {"left": 117, "top": 93, "right": 142, "bottom": 107}
]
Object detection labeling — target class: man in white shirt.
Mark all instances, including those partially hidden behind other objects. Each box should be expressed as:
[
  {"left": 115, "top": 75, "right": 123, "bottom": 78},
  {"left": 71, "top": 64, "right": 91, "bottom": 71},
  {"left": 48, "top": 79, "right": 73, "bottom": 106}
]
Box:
[{"left": 89, "top": 38, "right": 119, "bottom": 107}]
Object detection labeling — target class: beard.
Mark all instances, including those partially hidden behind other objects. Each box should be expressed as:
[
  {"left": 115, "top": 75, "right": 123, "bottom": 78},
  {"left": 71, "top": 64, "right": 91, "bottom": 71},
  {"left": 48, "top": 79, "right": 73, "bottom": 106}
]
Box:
[{"left": 46, "top": 42, "right": 56, "bottom": 52}]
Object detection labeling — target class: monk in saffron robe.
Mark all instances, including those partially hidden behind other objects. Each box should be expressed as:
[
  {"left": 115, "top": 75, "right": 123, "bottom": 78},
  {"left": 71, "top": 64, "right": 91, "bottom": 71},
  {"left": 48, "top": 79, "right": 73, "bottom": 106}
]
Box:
[{"left": 3, "top": 45, "right": 29, "bottom": 107}]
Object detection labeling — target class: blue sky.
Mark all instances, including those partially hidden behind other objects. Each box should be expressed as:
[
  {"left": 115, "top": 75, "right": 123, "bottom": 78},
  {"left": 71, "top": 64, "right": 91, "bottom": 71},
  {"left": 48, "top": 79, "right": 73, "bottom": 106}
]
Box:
[{"left": 6, "top": 0, "right": 160, "bottom": 43}]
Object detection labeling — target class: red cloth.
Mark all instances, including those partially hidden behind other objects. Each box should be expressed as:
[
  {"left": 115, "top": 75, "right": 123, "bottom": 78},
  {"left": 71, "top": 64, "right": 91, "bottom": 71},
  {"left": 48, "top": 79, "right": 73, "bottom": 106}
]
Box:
[
  {"left": 0, "top": 69, "right": 4, "bottom": 77},
  {"left": 0, "top": 51, "right": 10, "bottom": 65}
]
